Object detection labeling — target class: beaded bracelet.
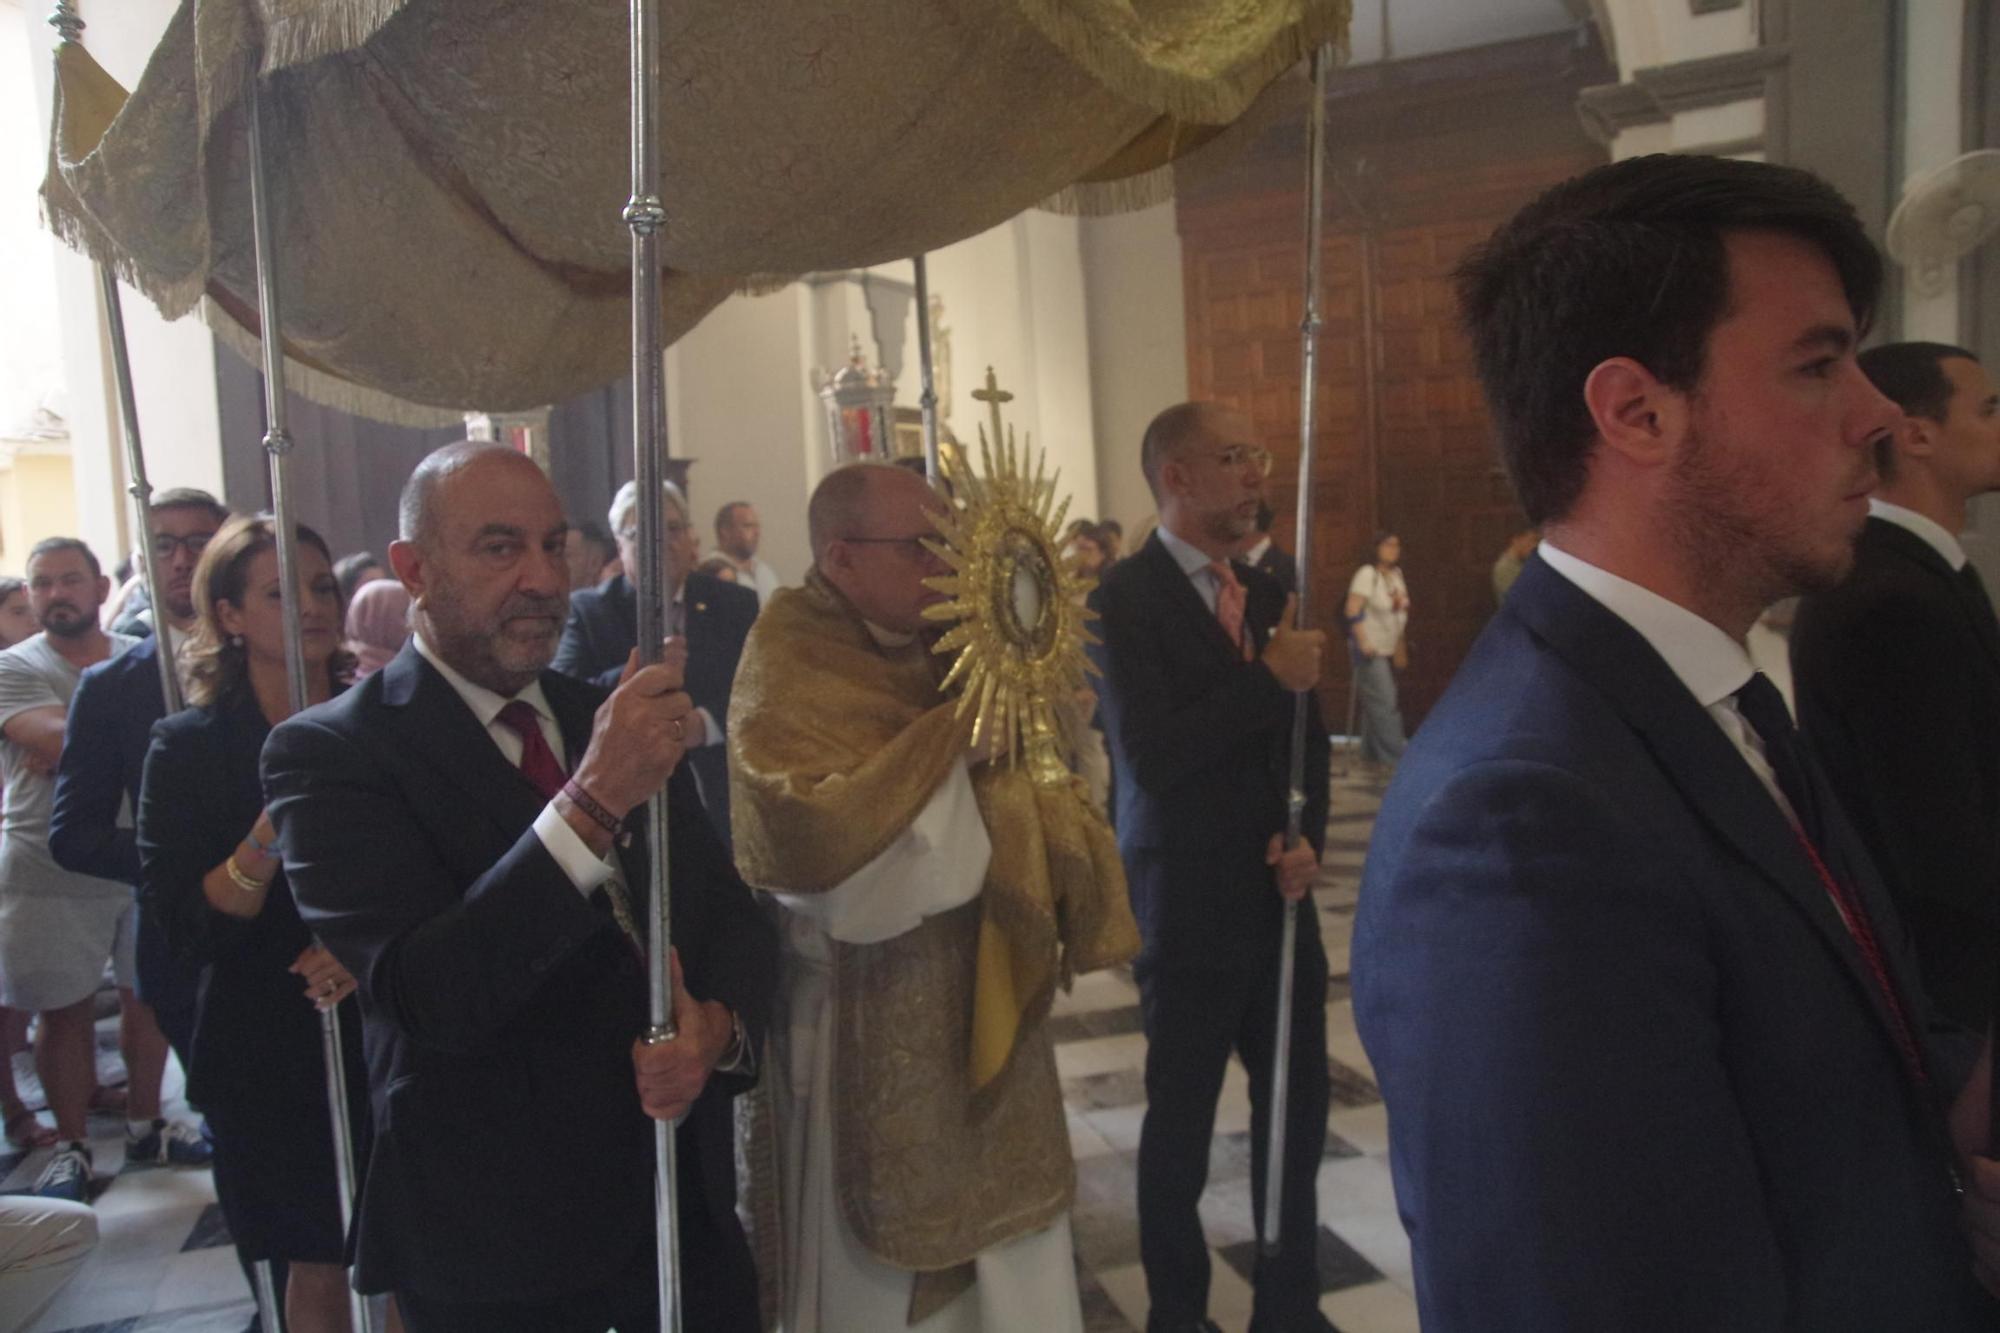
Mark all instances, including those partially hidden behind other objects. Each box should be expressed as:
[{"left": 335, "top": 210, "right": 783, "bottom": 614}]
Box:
[{"left": 561, "top": 778, "right": 622, "bottom": 836}]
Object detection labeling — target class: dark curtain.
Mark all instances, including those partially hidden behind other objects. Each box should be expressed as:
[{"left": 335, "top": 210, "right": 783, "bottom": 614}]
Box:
[
  {"left": 547, "top": 377, "right": 635, "bottom": 533},
  {"left": 214, "top": 343, "right": 640, "bottom": 562}
]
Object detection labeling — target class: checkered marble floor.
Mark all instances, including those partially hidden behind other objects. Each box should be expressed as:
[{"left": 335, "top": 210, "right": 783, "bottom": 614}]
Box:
[
  {"left": 4, "top": 1027, "right": 260, "bottom": 1333},
  {"left": 13, "top": 765, "right": 1405, "bottom": 1333}
]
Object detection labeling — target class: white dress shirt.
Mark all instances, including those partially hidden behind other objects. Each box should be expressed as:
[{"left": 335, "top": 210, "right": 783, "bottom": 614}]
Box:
[
  {"left": 411, "top": 631, "right": 612, "bottom": 896},
  {"left": 1537, "top": 541, "right": 1799, "bottom": 827},
  {"left": 1867, "top": 497, "right": 1968, "bottom": 571}
]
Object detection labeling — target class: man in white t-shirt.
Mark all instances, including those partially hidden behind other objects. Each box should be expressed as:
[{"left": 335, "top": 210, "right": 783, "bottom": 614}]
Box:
[
  {"left": 714, "top": 501, "right": 783, "bottom": 605},
  {"left": 0, "top": 538, "right": 205, "bottom": 1206}
]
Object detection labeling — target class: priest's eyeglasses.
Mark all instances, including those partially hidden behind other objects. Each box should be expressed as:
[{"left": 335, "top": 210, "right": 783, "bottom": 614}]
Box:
[
  {"left": 839, "top": 535, "right": 935, "bottom": 559},
  {"left": 1206, "top": 444, "right": 1274, "bottom": 478}
]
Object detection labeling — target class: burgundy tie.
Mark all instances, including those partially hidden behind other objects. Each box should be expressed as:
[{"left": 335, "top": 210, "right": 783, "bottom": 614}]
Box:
[
  {"left": 496, "top": 699, "right": 566, "bottom": 799},
  {"left": 498, "top": 699, "right": 646, "bottom": 957}
]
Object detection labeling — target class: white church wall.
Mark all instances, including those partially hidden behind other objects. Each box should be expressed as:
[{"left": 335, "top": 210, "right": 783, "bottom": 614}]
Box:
[
  {"left": 1590, "top": 0, "right": 1765, "bottom": 162},
  {"left": 665, "top": 285, "right": 817, "bottom": 586},
  {"left": 664, "top": 208, "right": 1107, "bottom": 580},
  {"left": 1080, "top": 202, "right": 1188, "bottom": 534},
  {"left": 18, "top": 0, "right": 225, "bottom": 568},
  {"left": 1605, "top": 0, "right": 1759, "bottom": 79},
  {"left": 1895, "top": 0, "right": 1964, "bottom": 344},
  {"left": 1015, "top": 210, "right": 1099, "bottom": 523},
  {"left": 0, "top": 7, "right": 60, "bottom": 434},
  {"left": 853, "top": 214, "right": 1102, "bottom": 519},
  {"left": 903, "top": 216, "right": 1100, "bottom": 520},
  {"left": 1667, "top": 99, "right": 1765, "bottom": 157}
]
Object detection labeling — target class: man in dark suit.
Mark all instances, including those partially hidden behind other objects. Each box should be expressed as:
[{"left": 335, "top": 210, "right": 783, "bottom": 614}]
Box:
[
  {"left": 1092, "top": 402, "right": 1331, "bottom": 1333},
  {"left": 1793, "top": 343, "right": 2000, "bottom": 1032},
  {"left": 1242, "top": 500, "right": 1298, "bottom": 594},
  {"left": 262, "top": 442, "right": 776, "bottom": 1332},
  {"left": 50, "top": 489, "right": 228, "bottom": 1077},
  {"left": 554, "top": 478, "right": 756, "bottom": 842},
  {"left": 1354, "top": 153, "right": 2000, "bottom": 1330}
]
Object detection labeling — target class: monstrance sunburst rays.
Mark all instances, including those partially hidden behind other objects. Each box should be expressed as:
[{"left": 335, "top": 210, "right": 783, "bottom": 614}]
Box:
[{"left": 921, "top": 368, "right": 1098, "bottom": 785}]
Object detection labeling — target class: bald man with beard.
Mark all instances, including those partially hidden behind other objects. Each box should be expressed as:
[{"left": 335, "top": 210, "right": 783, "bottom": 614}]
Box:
[{"left": 262, "top": 442, "right": 775, "bottom": 1332}]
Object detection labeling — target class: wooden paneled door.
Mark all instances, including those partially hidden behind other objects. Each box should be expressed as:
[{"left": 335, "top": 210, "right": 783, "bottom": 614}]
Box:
[{"left": 1177, "top": 31, "right": 1610, "bottom": 728}]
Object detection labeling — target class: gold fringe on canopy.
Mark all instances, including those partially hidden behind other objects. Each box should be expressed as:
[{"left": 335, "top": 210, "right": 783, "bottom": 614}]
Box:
[{"left": 44, "top": 0, "right": 1349, "bottom": 416}]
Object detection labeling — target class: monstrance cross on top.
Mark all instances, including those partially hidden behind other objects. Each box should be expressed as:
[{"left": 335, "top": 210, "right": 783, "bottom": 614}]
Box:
[{"left": 971, "top": 366, "right": 1014, "bottom": 446}]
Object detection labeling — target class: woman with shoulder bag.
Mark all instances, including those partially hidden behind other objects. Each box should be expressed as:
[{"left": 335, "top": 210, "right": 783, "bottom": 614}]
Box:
[{"left": 1344, "top": 531, "right": 1410, "bottom": 768}]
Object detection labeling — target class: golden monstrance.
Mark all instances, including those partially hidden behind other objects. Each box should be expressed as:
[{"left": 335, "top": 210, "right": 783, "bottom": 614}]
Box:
[{"left": 922, "top": 368, "right": 1099, "bottom": 789}]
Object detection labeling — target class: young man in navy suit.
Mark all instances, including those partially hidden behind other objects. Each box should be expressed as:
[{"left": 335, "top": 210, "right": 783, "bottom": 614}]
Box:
[
  {"left": 1093, "top": 403, "right": 1332, "bottom": 1333},
  {"left": 1354, "top": 154, "right": 2000, "bottom": 1330},
  {"left": 263, "top": 443, "right": 775, "bottom": 1332}
]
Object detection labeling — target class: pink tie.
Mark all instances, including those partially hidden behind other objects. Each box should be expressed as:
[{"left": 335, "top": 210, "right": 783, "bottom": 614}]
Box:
[{"left": 1210, "top": 561, "right": 1249, "bottom": 660}]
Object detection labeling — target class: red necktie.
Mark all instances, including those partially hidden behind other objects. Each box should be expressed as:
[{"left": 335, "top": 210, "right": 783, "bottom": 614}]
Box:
[
  {"left": 496, "top": 699, "right": 566, "bottom": 799},
  {"left": 498, "top": 699, "right": 646, "bottom": 957},
  {"left": 1734, "top": 674, "right": 1929, "bottom": 1092},
  {"left": 1210, "top": 561, "right": 1250, "bottom": 661}
]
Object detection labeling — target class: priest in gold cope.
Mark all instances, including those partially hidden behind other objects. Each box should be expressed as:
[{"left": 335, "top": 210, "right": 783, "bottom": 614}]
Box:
[{"left": 729, "top": 461, "right": 1136, "bottom": 1331}]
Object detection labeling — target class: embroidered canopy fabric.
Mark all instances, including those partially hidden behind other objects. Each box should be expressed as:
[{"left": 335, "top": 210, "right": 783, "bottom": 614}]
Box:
[{"left": 44, "top": 0, "right": 1350, "bottom": 419}]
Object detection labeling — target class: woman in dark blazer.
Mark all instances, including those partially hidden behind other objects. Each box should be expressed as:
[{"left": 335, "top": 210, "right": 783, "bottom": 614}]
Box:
[{"left": 138, "top": 516, "right": 379, "bottom": 1333}]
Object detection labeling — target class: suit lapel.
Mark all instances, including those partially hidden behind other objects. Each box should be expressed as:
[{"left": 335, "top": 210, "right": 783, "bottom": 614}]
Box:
[
  {"left": 378, "top": 644, "right": 549, "bottom": 846},
  {"left": 1139, "top": 534, "right": 1241, "bottom": 665},
  {"left": 1869, "top": 519, "right": 2000, "bottom": 677},
  {"left": 1508, "top": 558, "right": 1925, "bottom": 1064}
]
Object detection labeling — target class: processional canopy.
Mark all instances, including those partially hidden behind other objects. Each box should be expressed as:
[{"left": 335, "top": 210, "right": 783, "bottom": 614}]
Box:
[{"left": 41, "top": 0, "right": 1350, "bottom": 421}]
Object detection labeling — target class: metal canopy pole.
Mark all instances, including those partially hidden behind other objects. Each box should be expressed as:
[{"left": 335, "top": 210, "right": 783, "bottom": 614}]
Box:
[
  {"left": 623, "top": 0, "right": 684, "bottom": 1326},
  {"left": 46, "top": 5, "right": 183, "bottom": 718},
  {"left": 99, "top": 271, "right": 184, "bottom": 713},
  {"left": 1261, "top": 42, "right": 1334, "bottom": 1261},
  {"left": 912, "top": 255, "right": 941, "bottom": 482},
  {"left": 244, "top": 74, "right": 373, "bottom": 1333}
]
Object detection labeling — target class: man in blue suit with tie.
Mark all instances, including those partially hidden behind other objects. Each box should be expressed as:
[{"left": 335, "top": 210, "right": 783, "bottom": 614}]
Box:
[{"left": 1352, "top": 153, "right": 2000, "bottom": 1329}]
